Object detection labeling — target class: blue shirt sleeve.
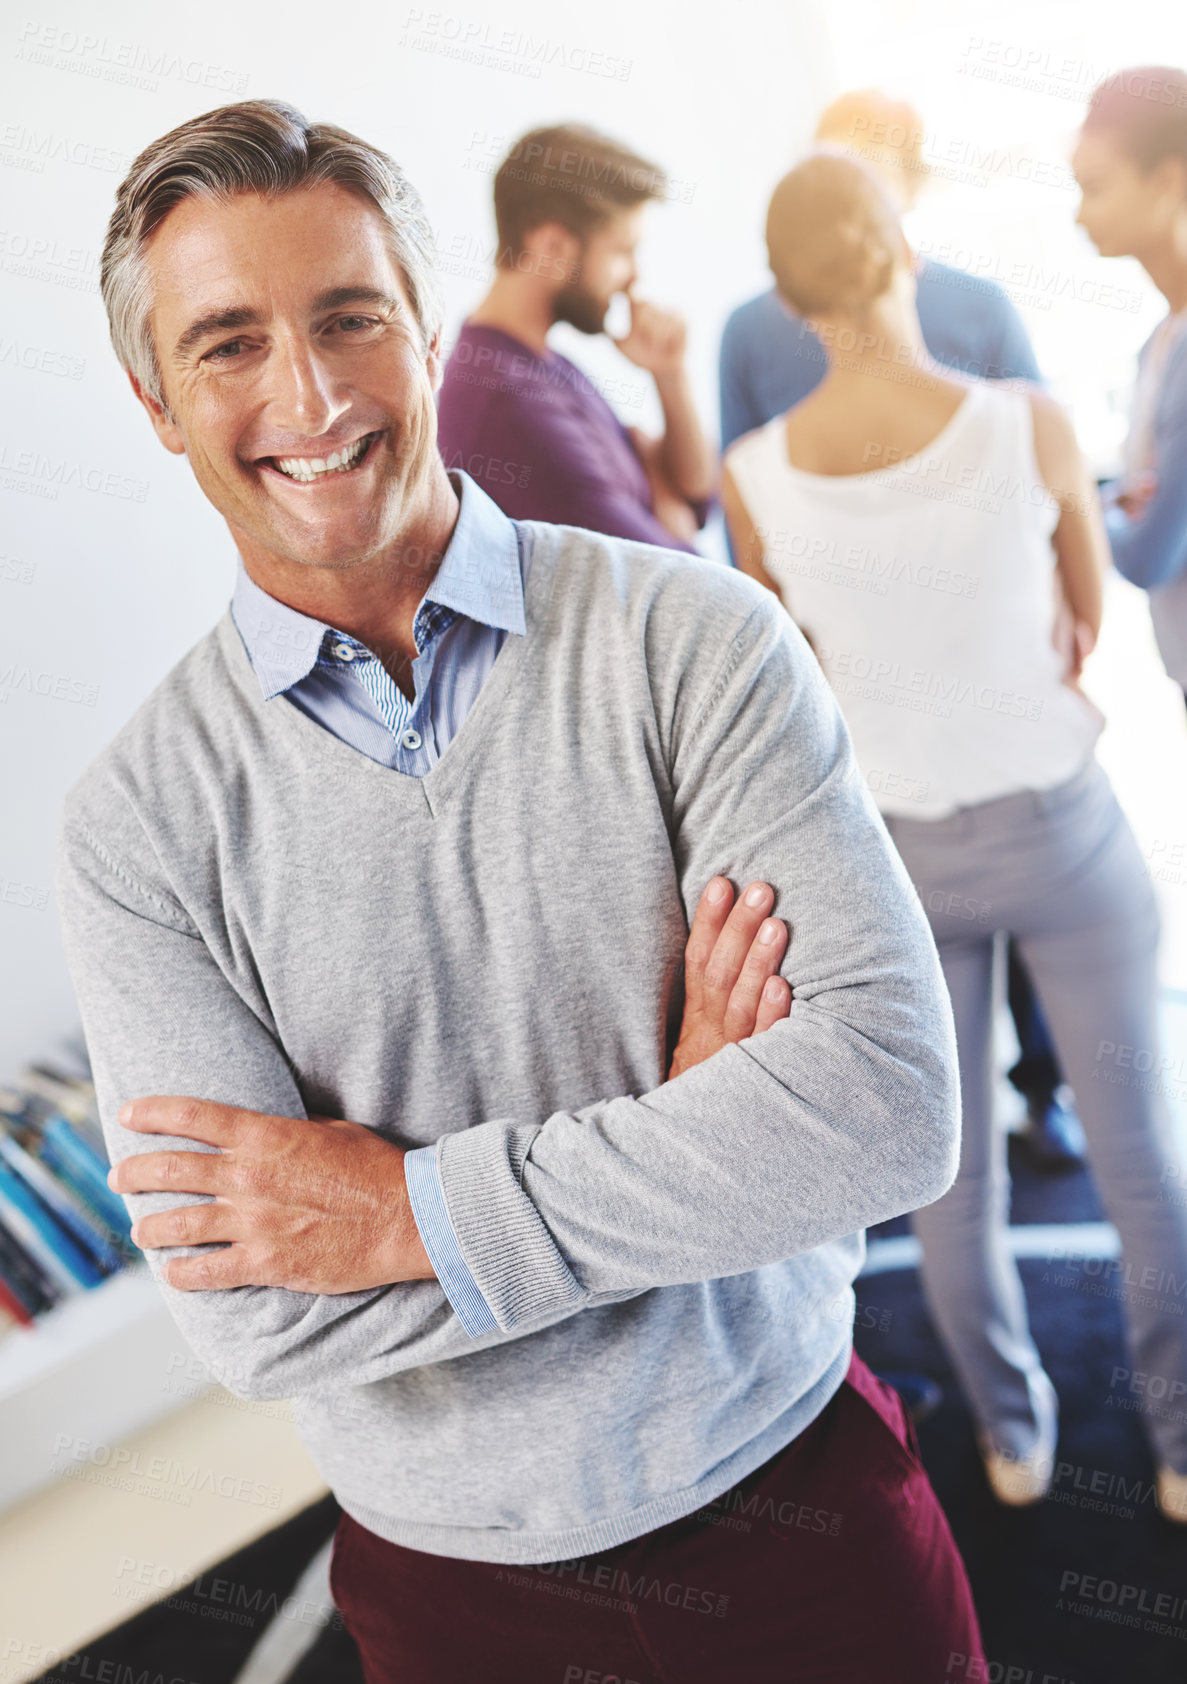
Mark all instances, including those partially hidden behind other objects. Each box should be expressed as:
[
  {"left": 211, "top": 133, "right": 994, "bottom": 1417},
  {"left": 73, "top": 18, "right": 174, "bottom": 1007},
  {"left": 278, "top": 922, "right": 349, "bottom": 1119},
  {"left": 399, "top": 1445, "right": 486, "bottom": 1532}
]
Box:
[
  {"left": 719, "top": 310, "right": 761, "bottom": 454},
  {"left": 914, "top": 263, "right": 1042, "bottom": 384},
  {"left": 1106, "top": 351, "right": 1187, "bottom": 591},
  {"left": 1105, "top": 476, "right": 1187, "bottom": 590},
  {"left": 404, "top": 1144, "right": 498, "bottom": 1336},
  {"left": 988, "top": 295, "right": 1042, "bottom": 384}
]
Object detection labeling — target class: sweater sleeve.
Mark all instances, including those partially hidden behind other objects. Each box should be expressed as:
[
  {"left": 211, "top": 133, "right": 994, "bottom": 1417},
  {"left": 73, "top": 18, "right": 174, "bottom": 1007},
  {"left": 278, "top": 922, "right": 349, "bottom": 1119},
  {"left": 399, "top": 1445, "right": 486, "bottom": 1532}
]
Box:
[
  {"left": 434, "top": 592, "right": 962, "bottom": 1329},
  {"left": 52, "top": 809, "right": 605, "bottom": 1401}
]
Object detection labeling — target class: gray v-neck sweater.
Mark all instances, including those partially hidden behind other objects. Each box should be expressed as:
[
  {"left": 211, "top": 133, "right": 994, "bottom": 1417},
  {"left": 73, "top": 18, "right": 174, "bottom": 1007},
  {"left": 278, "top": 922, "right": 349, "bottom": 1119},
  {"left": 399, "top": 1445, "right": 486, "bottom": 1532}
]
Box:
[{"left": 54, "top": 517, "right": 959, "bottom": 1564}]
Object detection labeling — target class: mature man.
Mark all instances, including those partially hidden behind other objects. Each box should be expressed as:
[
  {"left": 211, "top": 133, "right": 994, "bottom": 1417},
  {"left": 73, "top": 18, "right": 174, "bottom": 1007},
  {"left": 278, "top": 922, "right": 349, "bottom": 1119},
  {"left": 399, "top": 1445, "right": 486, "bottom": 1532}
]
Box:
[
  {"left": 436, "top": 124, "right": 714, "bottom": 551},
  {"left": 55, "top": 100, "right": 981, "bottom": 1678}
]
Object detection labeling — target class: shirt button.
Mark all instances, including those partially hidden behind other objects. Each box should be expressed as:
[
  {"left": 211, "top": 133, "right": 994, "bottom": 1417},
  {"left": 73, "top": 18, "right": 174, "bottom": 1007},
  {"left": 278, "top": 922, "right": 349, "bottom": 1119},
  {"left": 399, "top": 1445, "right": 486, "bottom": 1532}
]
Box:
[
  {"left": 332, "top": 642, "right": 358, "bottom": 662},
  {"left": 401, "top": 730, "right": 422, "bottom": 750}
]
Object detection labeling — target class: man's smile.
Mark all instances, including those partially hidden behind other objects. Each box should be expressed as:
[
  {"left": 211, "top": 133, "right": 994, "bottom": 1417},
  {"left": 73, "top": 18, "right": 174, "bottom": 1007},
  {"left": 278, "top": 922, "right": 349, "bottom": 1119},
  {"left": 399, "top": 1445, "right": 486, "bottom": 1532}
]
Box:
[{"left": 252, "top": 428, "right": 386, "bottom": 487}]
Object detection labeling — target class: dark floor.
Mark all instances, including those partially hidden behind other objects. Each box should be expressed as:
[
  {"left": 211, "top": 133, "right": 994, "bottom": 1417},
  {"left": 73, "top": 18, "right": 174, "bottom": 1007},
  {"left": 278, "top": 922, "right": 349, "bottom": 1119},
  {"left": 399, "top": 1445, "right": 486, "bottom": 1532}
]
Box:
[
  {"left": 32, "top": 1142, "right": 1187, "bottom": 1684},
  {"left": 29, "top": 1492, "right": 360, "bottom": 1684},
  {"left": 856, "top": 1138, "right": 1187, "bottom": 1683}
]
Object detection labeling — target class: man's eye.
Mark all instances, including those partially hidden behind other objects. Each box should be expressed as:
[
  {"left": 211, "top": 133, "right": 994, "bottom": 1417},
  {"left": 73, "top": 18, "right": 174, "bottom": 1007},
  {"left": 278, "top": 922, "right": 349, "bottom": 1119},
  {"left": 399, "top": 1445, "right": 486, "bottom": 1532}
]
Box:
[
  {"left": 205, "top": 340, "right": 245, "bottom": 362},
  {"left": 335, "top": 316, "right": 380, "bottom": 334}
]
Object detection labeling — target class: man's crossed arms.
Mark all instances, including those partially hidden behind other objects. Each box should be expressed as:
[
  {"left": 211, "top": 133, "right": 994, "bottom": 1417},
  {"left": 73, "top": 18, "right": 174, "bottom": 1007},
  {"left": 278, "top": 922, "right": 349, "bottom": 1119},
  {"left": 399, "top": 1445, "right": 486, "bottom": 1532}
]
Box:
[{"left": 109, "top": 876, "right": 789, "bottom": 1296}]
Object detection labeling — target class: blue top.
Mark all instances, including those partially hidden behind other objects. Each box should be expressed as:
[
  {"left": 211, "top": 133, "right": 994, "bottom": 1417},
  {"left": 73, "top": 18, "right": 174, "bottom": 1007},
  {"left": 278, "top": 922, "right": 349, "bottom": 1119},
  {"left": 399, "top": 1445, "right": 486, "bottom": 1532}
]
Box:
[
  {"left": 1105, "top": 322, "right": 1187, "bottom": 591},
  {"left": 718, "top": 256, "right": 1042, "bottom": 453},
  {"left": 231, "top": 469, "right": 515, "bottom": 1331}
]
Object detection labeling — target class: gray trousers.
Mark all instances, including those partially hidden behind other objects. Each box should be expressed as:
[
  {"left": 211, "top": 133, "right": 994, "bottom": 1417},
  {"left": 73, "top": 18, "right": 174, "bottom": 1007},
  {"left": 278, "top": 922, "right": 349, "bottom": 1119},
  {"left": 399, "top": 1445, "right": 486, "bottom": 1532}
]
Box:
[{"left": 884, "top": 754, "right": 1187, "bottom": 1471}]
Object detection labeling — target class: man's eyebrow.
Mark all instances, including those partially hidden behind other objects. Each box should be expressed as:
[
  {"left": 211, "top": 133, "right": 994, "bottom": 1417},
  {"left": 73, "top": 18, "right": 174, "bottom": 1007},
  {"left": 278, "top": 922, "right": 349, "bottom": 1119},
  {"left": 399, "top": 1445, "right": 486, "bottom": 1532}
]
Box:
[
  {"left": 173, "top": 306, "right": 262, "bottom": 363},
  {"left": 171, "top": 289, "right": 400, "bottom": 364},
  {"left": 310, "top": 286, "right": 400, "bottom": 314}
]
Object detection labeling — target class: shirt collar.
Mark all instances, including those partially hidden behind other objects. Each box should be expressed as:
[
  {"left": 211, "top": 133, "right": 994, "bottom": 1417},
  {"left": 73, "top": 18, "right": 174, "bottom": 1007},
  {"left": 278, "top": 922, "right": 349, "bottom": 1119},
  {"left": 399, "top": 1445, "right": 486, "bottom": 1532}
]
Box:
[{"left": 230, "top": 469, "right": 525, "bottom": 701}]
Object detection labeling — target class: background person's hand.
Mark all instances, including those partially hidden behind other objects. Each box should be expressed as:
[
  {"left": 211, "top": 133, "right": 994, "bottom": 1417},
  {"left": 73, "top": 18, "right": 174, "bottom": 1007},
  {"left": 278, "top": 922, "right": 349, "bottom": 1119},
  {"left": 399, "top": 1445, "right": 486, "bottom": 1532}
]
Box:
[
  {"left": 1050, "top": 571, "right": 1097, "bottom": 685},
  {"left": 668, "top": 877, "right": 790, "bottom": 1080},
  {"left": 611, "top": 287, "right": 688, "bottom": 378},
  {"left": 1066, "top": 618, "right": 1096, "bottom": 684},
  {"left": 1115, "top": 469, "right": 1158, "bottom": 521}
]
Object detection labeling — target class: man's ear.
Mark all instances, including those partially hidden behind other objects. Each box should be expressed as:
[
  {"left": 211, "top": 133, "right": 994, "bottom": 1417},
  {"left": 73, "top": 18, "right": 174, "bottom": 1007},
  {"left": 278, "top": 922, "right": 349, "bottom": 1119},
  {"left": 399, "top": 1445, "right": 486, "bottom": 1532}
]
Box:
[
  {"left": 127, "top": 370, "right": 186, "bottom": 456},
  {"left": 521, "top": 221, "right": 582, "bottom": 286},
  {"left": 424, "top": 323, "right": 445, "bottom": 396}
]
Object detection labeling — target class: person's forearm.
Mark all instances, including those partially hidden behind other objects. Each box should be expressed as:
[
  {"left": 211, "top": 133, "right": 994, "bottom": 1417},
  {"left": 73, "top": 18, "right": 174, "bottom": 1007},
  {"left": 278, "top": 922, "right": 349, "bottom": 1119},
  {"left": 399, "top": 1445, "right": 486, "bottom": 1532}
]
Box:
[
  {"left": 431, "top": 599, "right": 960, "bottom": 1335},
  {"left": 95, "top": 1082, "right": 602, "bottom": 1402},
  {"left": 1103, "top": 403, "right": 1187, "bottom": 589},
  {"left": 654, "top": 366, "right": 717, "bottom": 503},
  {"left": 1105, "top": 496, "right": 1187, "bottom": 591},
  {"left": 53, "top": 818, "right": 610, "bottom": 1402},
  {"left": 438, "top": 998, "right": 957, "bottom": 1333}
]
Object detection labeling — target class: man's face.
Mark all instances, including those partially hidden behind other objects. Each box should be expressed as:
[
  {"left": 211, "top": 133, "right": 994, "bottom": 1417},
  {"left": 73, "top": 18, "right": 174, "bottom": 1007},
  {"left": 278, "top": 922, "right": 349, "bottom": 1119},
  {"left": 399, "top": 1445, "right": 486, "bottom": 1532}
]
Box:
[
  {"left": 1072, "top": 129, "right": 1182, "bottom": 259},
  {"left": 137, "top": 181, "right": 442, "bottom": 573},
  {"left": 552, "top": 203, "right": 645, "bottom": 334}
]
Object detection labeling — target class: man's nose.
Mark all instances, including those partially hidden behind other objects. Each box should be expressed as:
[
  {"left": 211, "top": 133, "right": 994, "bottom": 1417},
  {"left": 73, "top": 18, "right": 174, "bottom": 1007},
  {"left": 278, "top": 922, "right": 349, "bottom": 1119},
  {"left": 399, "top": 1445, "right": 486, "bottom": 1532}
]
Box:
[{"left": 266, "top": 336, "right": 351, "bottom": 437}]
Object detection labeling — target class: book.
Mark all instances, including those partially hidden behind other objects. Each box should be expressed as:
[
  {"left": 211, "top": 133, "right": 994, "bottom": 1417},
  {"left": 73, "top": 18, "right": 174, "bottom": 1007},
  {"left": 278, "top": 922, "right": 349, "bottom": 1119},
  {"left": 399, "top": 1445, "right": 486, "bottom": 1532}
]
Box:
[
  {"left": 0, "top": 1042, "right": 139, "bottom": 1325},
  {"left": 0, "top": 1134, "right": 123, "bottom": 1276},
  {"left": 0, "top": 1219, "right": 60, "bottom": 1317},
  {"left": 39, "top": 1116, "right": 132, "bottom": 1240},
  {"left": 16, "top": 1067, "right": 95, "bottom": 1128},
  {"left": 35, "top": 1139, "right": 135, "bottom": 1257},
  {"left": 0, "top": 1087, "right": 27, "bottom": 1123},
  {"left": 0, "top": 1163, "right": 100, "bottom": 1293},
  {"left": 0, "top": 1273, "right": 33, "bottom": 1329}
]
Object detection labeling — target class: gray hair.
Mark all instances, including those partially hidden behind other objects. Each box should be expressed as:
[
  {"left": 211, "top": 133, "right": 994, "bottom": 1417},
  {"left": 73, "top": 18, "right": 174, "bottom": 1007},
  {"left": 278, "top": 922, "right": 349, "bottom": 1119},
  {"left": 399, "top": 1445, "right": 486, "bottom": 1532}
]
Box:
[{"left": 101, "top": 98, "right": 442, "bottom": 412}]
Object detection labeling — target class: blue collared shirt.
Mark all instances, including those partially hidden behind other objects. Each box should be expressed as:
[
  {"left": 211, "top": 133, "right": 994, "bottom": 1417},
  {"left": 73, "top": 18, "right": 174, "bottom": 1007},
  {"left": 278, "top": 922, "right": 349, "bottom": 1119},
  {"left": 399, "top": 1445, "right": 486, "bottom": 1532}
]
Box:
[{"left": 230, "top": 470, "right": 519, "bottom": 1334}]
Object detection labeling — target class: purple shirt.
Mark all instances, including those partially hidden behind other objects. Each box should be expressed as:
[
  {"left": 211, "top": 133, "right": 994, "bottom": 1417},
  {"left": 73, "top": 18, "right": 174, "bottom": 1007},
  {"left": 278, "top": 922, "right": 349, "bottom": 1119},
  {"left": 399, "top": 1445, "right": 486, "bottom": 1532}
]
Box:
[{"left": 436, "top": 322, "right": 701, "bottom": 553}]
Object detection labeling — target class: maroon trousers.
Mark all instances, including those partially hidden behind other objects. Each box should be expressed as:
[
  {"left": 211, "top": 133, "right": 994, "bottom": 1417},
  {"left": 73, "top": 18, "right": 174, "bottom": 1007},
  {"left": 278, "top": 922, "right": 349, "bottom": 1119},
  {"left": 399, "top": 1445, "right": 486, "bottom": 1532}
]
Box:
[{"left": 329, "top": 1350, "right": 984, "bottom": 1682}]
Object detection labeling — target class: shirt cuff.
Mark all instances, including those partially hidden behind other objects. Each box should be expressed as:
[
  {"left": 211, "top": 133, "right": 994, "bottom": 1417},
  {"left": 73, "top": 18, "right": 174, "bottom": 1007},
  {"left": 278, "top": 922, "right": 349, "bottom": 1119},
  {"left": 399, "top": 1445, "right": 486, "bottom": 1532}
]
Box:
[
  {"left": 435, "top": 1120, "right": 588, "bottom": 1332},
  {"left": 403, "top": 1145, "right": 498, "bottom": 1336}
]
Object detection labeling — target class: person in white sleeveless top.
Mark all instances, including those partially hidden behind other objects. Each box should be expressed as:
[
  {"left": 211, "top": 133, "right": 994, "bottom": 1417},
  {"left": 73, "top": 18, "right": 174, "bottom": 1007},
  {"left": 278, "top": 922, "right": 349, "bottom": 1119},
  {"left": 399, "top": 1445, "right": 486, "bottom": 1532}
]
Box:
[{"left": 722, "top": 150, "right": 1187, "bottom": 1522}]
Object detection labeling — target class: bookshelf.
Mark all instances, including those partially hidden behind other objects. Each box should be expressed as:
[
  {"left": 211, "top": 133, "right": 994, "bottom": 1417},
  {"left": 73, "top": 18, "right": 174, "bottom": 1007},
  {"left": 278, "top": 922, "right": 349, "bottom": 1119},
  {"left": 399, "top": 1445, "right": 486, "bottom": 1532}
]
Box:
[
  {"left": 0, "top": 1042, "right": 215, "bottom": 1513},
  {"left": 0, "top": 1265, "right": 202, "bottom": 1512}
]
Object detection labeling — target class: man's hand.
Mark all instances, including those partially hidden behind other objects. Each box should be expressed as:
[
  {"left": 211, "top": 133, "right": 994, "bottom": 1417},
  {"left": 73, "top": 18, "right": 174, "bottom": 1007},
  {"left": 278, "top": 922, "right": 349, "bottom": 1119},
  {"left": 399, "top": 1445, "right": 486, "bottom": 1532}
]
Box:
[
  {"left": 611, "top": 288, "right": 688, "bottom": 379},
  {"left": 615, "top": 286, "right": 715, "bottom": 509},
  {"left": 669, "top": 877, "right": 790, "bottom": 1080},
  {"left": 109, "top": 1101, "right": 435, "bottom": 1294}
]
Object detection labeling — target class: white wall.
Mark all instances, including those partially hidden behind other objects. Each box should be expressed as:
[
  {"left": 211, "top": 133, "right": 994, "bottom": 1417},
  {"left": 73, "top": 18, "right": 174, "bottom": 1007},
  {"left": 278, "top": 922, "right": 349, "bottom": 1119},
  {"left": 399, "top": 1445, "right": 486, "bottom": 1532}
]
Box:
[
  {"left": 824, "top": 0, "right": 1187, "bottom": 471},
  {"left": 0, "top": 0, "right": 835, "bottom": 1081}
]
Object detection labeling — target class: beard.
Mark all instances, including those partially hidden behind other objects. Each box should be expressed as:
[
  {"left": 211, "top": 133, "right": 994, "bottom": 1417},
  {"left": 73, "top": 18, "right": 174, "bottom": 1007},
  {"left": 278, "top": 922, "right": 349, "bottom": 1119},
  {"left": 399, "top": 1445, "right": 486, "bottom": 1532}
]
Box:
[{"left": 552, "top": 278, "right": 610, "bottom": 336}]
